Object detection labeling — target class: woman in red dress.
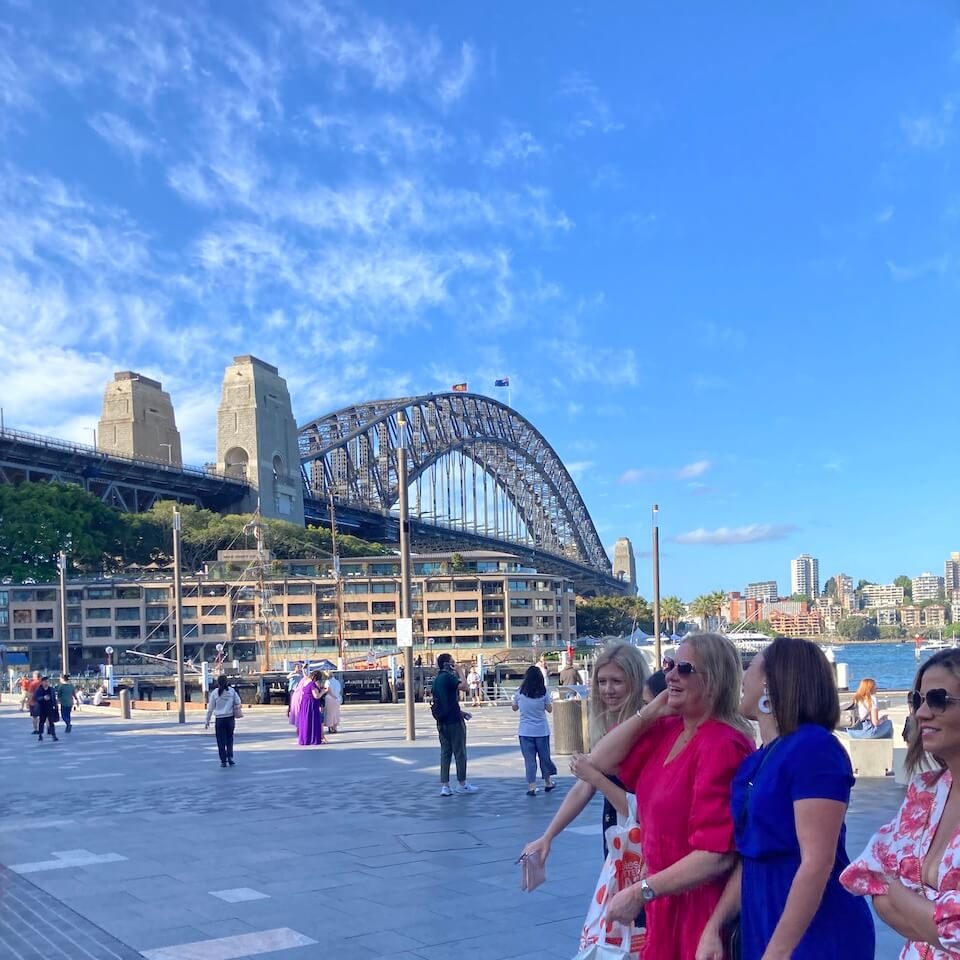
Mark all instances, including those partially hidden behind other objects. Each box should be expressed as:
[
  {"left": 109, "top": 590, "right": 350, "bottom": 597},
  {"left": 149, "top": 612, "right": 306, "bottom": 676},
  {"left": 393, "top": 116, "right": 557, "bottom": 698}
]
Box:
[{"left": 586, "top": 632, "right": 755, "bottom": 960}]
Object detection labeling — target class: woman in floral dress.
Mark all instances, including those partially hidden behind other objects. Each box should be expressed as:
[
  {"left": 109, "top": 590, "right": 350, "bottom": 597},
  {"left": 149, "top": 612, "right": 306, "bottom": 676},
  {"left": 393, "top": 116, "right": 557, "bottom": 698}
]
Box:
[{"left": 842, "top": 649, "right": 960, "bottom": 958}]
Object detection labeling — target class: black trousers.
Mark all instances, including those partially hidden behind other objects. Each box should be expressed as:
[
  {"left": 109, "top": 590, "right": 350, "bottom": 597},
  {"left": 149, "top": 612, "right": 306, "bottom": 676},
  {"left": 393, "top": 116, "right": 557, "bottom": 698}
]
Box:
[
  {"left": 37, "top": 711, "right": 56, "bottom": 737},
  {"left": 215, "top": 716, "right": 235, "bottom": 762}
]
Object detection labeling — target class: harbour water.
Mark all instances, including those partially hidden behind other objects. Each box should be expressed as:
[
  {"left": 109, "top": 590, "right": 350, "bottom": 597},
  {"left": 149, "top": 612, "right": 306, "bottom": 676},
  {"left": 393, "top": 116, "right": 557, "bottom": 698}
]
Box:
[{"left": 835, "top": 641, "right": 940, "bottom": 691}]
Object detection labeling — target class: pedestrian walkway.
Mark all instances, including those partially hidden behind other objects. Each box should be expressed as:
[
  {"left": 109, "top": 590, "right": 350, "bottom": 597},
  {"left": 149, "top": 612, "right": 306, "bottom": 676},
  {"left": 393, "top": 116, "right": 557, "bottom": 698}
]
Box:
[{"left": 0, "top": 702, "right": 905, "bottom": 959}]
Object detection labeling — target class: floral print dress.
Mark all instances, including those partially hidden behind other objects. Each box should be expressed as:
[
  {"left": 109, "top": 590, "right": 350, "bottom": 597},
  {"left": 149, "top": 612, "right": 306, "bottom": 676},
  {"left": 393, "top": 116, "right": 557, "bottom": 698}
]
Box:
[{"left": 841, "top": 770, "right": 960, "bottom": 959}]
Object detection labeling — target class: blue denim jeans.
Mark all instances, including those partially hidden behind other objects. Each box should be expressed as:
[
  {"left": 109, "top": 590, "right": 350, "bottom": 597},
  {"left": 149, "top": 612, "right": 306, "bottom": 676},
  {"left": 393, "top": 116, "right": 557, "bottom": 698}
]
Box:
[
  {"left": 61, "top": 705, "right": 72, "bottom": 731},
  {"left": 519, "top": 735, "right": 557, "bottom": 784}
]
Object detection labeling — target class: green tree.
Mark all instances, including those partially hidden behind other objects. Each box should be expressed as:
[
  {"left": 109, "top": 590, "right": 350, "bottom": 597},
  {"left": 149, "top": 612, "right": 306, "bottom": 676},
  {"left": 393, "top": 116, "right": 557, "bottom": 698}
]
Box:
[
  {"left": 708, "top": 590, "right": 727, "bottom": 622},
  {"left": 0, "top": 482, "right": 125, "bottom": 580},
  {"left": 450, "top": 552, "right": 466, "bottom": 573},
  {"left": 575, "top": 595, "right": 653, "bottom": 637},
  {"left": 836, "top": 616, "right": 880, "bottom": 642},
  {"left": 894, "top": 575, "right": 912, "bottom": 601},
  {"left": 822, "top": 577, "right": 837, "bottom": 599},
  {"left": 878, "top": 624, "right": 907, "bottom": 640},
  {"left": 689, "top": 595, "right": 715, "bottom": 628}
]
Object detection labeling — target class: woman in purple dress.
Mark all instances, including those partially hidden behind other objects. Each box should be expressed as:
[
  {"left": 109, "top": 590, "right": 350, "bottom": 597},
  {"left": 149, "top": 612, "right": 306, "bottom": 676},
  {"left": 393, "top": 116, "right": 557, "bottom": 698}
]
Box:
[{"left": 295, "top": 670, "right": 324, "bottom": 746}]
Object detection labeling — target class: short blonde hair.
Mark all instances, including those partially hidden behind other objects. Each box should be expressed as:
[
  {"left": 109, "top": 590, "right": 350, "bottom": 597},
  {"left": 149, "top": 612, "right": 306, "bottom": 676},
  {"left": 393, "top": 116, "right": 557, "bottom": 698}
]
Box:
[
  {"left": 684, "top": 631, "right": 753, "bottom": 736},
  {"left": 588, "top": 642, "right": 650, "bottom": 747}
]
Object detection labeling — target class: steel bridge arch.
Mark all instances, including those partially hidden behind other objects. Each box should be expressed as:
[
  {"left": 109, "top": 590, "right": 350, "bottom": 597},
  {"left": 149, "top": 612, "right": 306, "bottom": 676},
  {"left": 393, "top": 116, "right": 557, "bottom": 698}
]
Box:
[{"left": 298, "top": 392, "right": 610, "bottom": 574}]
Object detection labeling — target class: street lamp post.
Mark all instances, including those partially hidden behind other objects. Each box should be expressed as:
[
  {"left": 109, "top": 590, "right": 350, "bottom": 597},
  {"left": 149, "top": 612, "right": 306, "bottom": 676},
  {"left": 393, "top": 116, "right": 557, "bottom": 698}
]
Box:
[
  {"left": 85, "top": 427, "right": 97, "bottom": 450},
  {"left": 173, "top": 508, "right": 186, "bottom": 724},
  {"left": 58, "top": 550, "right": 69, "bottom": 675},
  {"left": 652, "top": 504, "right": 662, "bottom": 667},
  {"left": 397, "top": 413, "right": 415, "bottom": 742}
]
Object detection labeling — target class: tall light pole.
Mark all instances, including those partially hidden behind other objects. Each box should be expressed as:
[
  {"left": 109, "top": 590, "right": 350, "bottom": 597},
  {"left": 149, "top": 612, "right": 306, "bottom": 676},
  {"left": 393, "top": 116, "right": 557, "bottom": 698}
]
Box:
[
  {"left": 397, "top": 412, "right": 415, "bottom": 742},
  {"left": 58, "top": 550, "right": 69, "bottom": 675},
  {"left": 85, "top": 426, "right": 97, "bottom": 450},
  {"left": 173, "top": 508, "right": 186, "bottom": 724},
  {"left": 652, "top": 504, "right": 662, "bottom": 666}
]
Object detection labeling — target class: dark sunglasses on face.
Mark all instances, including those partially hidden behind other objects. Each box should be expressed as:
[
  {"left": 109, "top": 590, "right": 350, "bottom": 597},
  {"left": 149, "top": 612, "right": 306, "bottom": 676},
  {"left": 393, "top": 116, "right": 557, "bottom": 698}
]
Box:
[
  {"left": 909, "top": 689, "right": 960, "bottom": 714},
  {"left": 662, "top": 657, "right": 697, "bottom": 676}
]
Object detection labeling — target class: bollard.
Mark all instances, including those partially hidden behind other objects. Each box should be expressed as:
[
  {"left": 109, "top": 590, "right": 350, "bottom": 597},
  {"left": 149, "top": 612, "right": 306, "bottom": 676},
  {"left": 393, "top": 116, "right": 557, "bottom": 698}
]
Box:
[
  {"left": 836, "top": 662, "right": 849, "bottom": 691},
  {"left": 119, "top": 688, "right": 131, "bottom": 719},
  {"left": 552, "top": 698, "right": 585, "bottom": 755}
]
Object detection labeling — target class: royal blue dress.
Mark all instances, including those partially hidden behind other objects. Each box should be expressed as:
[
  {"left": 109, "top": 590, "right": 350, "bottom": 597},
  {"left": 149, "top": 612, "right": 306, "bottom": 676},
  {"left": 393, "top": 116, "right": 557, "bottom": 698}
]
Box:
[{"left": 732, "top": 724, "right": 874, "bottom": 959}]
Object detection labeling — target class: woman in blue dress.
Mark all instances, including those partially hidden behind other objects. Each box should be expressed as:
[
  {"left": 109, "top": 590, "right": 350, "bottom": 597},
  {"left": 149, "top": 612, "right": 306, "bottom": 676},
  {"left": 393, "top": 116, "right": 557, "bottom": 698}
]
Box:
[{"left": 695, "top": 636, "right": 874, "bottom": 960}]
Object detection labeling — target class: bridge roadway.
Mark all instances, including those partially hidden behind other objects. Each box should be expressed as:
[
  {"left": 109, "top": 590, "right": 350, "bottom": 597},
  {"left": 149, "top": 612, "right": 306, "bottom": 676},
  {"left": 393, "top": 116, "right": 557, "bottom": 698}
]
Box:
[{"left": 0, "top": 427, "right": 625, "bottom": 595}]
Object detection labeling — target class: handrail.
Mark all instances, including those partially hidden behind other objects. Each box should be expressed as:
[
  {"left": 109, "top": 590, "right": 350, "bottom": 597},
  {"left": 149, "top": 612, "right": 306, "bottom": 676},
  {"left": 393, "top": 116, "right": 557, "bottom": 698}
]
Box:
[{"left": 0, "top": 424, "right": 247, "bottom": 485}]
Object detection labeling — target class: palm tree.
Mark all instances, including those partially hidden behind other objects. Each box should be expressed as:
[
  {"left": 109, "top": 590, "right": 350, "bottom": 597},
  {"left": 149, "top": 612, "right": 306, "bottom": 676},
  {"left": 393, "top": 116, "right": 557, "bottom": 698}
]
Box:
[
  {"left": 689, "top": 595, "right": 714, "bottom": 629},
  {"left": 660, "top": 596, "right": 684, "bottom": 635},
  {"left": 709, "top": 590, "right": 727, "bottom": 628}
]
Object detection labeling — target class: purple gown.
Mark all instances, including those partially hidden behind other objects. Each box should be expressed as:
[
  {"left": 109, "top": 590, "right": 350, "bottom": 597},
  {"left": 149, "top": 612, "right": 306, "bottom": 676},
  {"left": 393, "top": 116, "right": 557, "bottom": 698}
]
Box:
[{"left": 296, "top": 680, "right": 323, "bottom": 745}]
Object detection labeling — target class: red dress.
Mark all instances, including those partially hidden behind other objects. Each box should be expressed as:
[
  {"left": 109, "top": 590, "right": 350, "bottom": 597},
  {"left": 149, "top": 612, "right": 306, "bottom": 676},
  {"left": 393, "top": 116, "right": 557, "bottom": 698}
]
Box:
[{"left": 619, "top": 716, "right": 754, "bottom": 960}]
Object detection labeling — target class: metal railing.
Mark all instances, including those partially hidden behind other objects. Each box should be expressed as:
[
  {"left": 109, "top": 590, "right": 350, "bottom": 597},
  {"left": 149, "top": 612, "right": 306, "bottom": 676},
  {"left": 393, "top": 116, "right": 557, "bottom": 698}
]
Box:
[{"left": 0, "top": 424, "right": 247, "bottom": 486}]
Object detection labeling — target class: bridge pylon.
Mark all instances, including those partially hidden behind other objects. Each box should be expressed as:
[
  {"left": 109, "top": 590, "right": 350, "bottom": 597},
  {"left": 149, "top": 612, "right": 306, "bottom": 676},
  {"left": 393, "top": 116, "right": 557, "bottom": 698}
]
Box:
[{"left": 216, "top": 355, "right": 304, "bottom": 525}]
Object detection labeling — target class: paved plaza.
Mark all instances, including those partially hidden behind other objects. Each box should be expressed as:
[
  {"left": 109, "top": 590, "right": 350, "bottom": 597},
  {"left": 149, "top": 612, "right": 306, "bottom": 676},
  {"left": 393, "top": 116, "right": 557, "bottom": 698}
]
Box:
[{"left": 0, "top": 700, "right": 905, "bottom": 959}]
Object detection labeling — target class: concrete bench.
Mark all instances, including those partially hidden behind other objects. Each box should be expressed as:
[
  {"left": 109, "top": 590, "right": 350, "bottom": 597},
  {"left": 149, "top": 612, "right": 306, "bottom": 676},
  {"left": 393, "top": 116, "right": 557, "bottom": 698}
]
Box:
[{"left": 837, "top": 733, "right": 894, "bottom": 777}]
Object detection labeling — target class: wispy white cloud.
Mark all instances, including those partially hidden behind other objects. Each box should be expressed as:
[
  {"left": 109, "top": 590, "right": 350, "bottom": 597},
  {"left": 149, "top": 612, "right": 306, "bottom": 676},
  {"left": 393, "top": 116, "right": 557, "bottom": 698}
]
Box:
[
  {"left": 901, "top": 98, "right": 957, "bottom": 150},
  {"left": 559, "top": 72, "right": 623, "bottom": 137},
  {"left": 307, "top": 110, "right": 452, "bottom": 162},
  {"left": 874, "top": 206, "right": 894, "bottom": 225},
  {"left": 618, "top": 460, "right": 712, "bottom": 485},
  {"left": 482, "top": 125, "right": 543, "bottom": 168},
  {"left": 672, "top": 523, "right": 797, "bottom": 546},
  {"left": 548, "top": 340, "right": 636, "bottom": 386},
  {"left": 88, "top": 111, "right": 154, "bottom": 161},
  {"left": 677, "top": 459, "right": 711, "bottom": 479},
  {"left": 886, "top": 255, "right": 950, "bottom": 281},
  {"left": 564, "top": 460, "right": 594, "bottom": 480},
  {"left": 438, "top": 42, "right": 476, "bottom": 105}
]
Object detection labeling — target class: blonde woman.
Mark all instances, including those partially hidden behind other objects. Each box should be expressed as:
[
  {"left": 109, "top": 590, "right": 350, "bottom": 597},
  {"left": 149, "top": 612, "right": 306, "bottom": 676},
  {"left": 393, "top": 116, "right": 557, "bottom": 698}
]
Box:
[
  {"left": 848, "top": 677, "right": 893, "bottom": 739},
  {"left": 521, "top": 642, "right": 651, "bottom": 864},
  {"left": 588, "top": 632, "right": 755, "bottom": 960}
]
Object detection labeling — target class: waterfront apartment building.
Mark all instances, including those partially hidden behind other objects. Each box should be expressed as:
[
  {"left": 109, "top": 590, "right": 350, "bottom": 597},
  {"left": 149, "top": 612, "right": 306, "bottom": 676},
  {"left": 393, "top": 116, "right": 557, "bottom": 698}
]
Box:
[
  {"left": 745, "top": 581, "right": 778, "bottom": 602},
  {"left": 835, "top": 573, "right": 857, "bottom": 611},
  {"left": 912, "top": 573, "right": 945, "bottom": 602},
  {"left": 924, "top": 605, "right": 947, "bottom": 628},
  {"left": 768, "top": 609, "right": 823, "bottom": 638},
  {"left": 875, "top": 607, "right": 899, "bottom": 626},
  {"left": 0, "top": 550, "right": 577, "bottom": 673},
  {"left": 790, "top": 555, "right": 820, "bottom": 599},
  {"left": 946, "top": 553, "right": 960, "bottom": 594},
  {"left": 900, "top": 606, "right": 922, "bottom": 629},
  {"left": 861, "top": 583, "right": 905, "bottom": 608}
]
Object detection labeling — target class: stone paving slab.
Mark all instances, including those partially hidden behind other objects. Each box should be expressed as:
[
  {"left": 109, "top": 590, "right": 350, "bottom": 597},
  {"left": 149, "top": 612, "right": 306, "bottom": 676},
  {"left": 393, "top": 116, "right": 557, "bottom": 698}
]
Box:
[{"left": 0, "top": 702, "right": 907, "bottom": 959}]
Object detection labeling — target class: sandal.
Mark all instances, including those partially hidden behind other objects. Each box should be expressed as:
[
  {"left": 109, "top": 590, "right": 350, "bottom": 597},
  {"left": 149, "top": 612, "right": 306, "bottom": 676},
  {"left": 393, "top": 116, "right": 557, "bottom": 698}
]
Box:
[
  {"left": 544, "top": 782, "right": 556, "bottom": 792},
  {"left": 526, "top": 788, "right": 537, "bottom": 796}
]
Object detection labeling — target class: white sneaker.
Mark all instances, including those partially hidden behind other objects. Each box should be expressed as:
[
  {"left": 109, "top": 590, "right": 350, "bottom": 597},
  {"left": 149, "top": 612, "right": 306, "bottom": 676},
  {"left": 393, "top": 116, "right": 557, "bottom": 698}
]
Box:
[
  {"left": 455, "top": 782, "right": 479, "bottom": 794},
  {"left": 440, "top": 784, "right": 453, "bottom": 797}
]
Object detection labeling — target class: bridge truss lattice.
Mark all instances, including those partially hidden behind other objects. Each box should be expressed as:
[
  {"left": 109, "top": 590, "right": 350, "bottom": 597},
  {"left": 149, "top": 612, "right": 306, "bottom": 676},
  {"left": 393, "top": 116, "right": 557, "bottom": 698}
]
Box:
[{"left": 298, "top": 393, "right": 611, "bottom": 575}]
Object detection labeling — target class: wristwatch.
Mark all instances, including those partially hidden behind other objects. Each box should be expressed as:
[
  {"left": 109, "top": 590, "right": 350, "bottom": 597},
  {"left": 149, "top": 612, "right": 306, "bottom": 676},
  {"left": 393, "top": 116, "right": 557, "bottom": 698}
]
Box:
[{"left": 639, "top": 879, "right": 657, "bottom": 903}]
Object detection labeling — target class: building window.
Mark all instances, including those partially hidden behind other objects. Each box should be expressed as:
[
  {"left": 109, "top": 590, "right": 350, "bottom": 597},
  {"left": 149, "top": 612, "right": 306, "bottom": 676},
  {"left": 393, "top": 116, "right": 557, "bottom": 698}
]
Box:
[
  {"left": 373, "top": 620, "right": 396, "bottom": 633},
  {"left": 232, "top": 623, "right": 255, "bottom": 638},
  {"left": 481, "top": 582, "right": 504, "bottom": 595},
  {"left": 145, "top": 588, "right": 170, "bottom": 602},
  {"left": 201, "top": 585, "right": 227, "bottom": 597},
  {"left": 317, "top": 622, "right": 336, "bottom": 636},
  {"left": 288, "top": 622, "right": 312, "bottom": 635},
  {"left": 12, "top": 590, "right": 33, "bottom": 603},
  {"left": 369, "top": 563, "right": 400, "bottom": 576},
  {"left": 36, "top": 628, "right": 54, "bottom": 639},
  {"left": 66, "top": 590, "right": 83, "bottom": 604},
  {"left": 512, "top": 633, "right": 532, "bottom": 645},
  {"left": 427, "top": 600, "right": 451, "bottom": 613},
  {"left": 36, "top": 589, "right": 57, "bottom": 602},
  {"left": 0, "top": 610, "right": 7, "bottom": 626},
  {"left": 13, "top": 610, "right": 31, "bottom": 624},
  {"left": 35, "top": 609, "right": 54, "bottom": 623},
  {"left": 66, "top": 608, "right": 81, "bottom": 623},
  {"left": 115, "top": 586, "right": 141, "bottom": 600},
  {"left": 510, "top": 598, "right": 531, "bottom": 609},
  {"left": 148, "top": 624, "right": 170, "bottom": 639},
  {"left": 287, "top": 583, "right": 313, "bottom": 596},
  {"left": 344, "top": 582, "right": 370, "bottom": 594},
  {"left": 454, "top": 580, "right": 478, "bottom": 592},
  {"left": 145, "top": 606, "right": 168, "bottom": 622},
  {"left": 454, "top": 599, "right": 478, "bottom": 612},
  {"left": 371, "top": 601, "right": 396, "bottom": 615},
  {"left": 67, "top": 626, "right": 82, "bottom": 643},
  {"left": 202, "top": 605, "right": 226, "bottom": 617},
  {"left": 483, "top": 618, "right": 504, "bottom": 631},
  {"left": 287, "top": 604, "right": 313, "bottom": 617},
  {"left": 115, "top": 607, "right": 141, "bottom": 621},
  {"left": 427, "top": 618, "right": 451, "bottom": 631},
  {"left": 86, "top": 626, "right": 112, "bottom": 638},
  {"left": 509, "top": 581, "right": 530, "bottom": 592},
  {"left": 117, "top": 625, "right": 141, "bottom": 639},
  {"left": 345, "top": 620, "right": 367, "bottom": 631},
  {"left": 0, "top": 591, "right": 7, "bottom": 606},
  {"left": 13, "top": 628, "right": 31, "bottom": 640},
  {"left": 86, "top": 587, "right": 114, "bottom": 600},
  {"left": 87, "top": 607, "right": 112, "bottom": 619},
  {"left": 455, "top": 618, "right": 479, "bottom": 630},
  {"left": 512, "top": 616, "right": 532, "bottom": 627},
  {"left": 181, "top": 606, "right": 197, "bottom": 619},
  {"left": 344, "top": 602, "right": 368, "bottom": 613},
  {"left": 426, "top": 581, "right": 452, "bottom": 593},
  {"left": 202, "top": 623, "right": 227, "bottom": 636},
  {"left": 370, "top": 582, "right": 396, "bottom": 594}
]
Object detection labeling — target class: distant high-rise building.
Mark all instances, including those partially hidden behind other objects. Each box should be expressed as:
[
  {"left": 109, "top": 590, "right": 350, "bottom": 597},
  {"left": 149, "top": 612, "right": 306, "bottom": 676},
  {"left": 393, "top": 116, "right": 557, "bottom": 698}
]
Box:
[
  {"left": 912, "top": 572, "right": 944, "bottom": 602},
  {"left": 835, "top": 573, "right": 857, "bottom": 611},
  {"left": 945, "top": 553, "right": 960, "bottom": 594},
  {"left": 861, "top": 583, "right": 904, "bottom": 608},
  {"left": 790, "top": 554, "right": 820, "bottom": 599},
  {"left": 612, "top": 538, "right": 637, "bottom": 593},
  {"left": 745, "top": 581, "right": 778, "bottom": 602}
]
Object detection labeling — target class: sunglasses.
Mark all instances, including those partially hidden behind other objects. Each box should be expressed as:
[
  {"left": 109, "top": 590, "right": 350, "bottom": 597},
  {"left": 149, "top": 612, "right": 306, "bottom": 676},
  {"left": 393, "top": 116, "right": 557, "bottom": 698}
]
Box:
[
  {"left": 662, "top": 657, "right": 697, "bottom": 676},
  {"left": 909, "top": 689, "right": 960, "bottom": 714}
]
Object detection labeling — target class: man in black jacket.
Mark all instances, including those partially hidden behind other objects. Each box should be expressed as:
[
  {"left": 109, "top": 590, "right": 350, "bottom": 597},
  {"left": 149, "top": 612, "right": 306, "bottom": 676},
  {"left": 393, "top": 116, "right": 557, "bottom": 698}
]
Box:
[
  {"left": 431, "top": 654, "right": 478, "bottom": 797},
  {"left": 34, "top": 677, "right": 59, "bottom": 742}
]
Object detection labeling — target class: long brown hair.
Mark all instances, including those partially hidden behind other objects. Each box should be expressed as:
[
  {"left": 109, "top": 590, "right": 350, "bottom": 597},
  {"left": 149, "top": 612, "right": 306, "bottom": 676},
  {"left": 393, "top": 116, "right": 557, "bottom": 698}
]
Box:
[
  {"left": 906, "top": 651, "right": 960, "bottom": 777},
  {"left": 763, "top": 636, "right": 840, "bottom": 734}
]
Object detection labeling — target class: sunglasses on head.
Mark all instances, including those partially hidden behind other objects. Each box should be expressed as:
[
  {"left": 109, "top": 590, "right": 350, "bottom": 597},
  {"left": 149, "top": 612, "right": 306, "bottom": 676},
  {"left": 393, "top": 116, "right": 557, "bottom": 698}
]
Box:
[
  {"left": 909, "top": 689, "right": 960, "bottom": 713},
  {"left": 662, "top": 657, "right": 697, "bottom": 676}
]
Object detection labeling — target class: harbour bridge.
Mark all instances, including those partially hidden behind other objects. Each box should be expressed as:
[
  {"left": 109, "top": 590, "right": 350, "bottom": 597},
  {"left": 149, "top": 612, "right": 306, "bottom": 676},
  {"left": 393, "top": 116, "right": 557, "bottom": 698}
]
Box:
[{"left": 0, "top": 393, "right": 624, "bottom": 594}]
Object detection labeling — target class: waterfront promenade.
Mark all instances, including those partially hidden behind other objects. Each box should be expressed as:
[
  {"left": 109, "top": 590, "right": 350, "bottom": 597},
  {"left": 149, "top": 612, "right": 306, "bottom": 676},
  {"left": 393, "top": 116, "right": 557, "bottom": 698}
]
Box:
[{"left": 0, "top": 701, "right": 904, "bottom": 959}]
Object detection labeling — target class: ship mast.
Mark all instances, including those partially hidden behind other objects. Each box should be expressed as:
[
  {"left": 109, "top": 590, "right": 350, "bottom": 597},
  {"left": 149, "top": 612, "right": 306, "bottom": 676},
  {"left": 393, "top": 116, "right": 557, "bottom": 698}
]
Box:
[{"left": 329, "top": 490, "right": 344, "bottom": 666}]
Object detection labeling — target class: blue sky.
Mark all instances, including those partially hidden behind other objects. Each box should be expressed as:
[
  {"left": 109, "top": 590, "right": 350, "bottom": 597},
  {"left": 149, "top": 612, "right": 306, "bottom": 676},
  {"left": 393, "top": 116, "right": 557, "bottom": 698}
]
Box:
[{"left": 2, "top": 1, "right": 959, "bottom": 598}]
